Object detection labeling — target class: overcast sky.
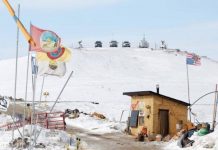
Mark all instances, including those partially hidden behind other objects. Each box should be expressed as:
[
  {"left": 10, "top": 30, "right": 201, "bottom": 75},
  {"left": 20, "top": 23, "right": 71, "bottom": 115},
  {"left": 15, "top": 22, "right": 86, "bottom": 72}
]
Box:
[{"left": 0, "top": 0, "right": 218, "bottom": 60}]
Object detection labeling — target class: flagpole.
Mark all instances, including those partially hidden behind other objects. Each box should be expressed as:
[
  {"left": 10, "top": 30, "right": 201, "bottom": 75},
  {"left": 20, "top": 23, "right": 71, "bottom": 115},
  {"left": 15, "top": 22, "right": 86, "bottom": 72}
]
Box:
[
  {"left": 212, "top": 84, "right": 218, "bottom": 131},
  {"left": 12, "top": 4, "right": 20, "bottom": 144},
  {"left": 32, "top": 73, "right": 37, "bottom": 147},
  {"left": 29, "top": 58, "right": 37, "bottom": 148},
  {"left": 186, "top": 63, "right": 192, "bottom": 121},
  {"left": 22, "top": 22, "right": 31, "bottom": 148}
]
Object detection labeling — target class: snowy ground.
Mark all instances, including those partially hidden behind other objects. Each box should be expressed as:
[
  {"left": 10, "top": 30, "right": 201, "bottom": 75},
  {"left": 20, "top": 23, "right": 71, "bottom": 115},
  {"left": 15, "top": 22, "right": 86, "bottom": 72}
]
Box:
[
  {"left": 65, "top": 114, "right": 126, "bottom": 134},
  {"left": 0, "top": 123, "right": 88, "bottom": 150},
  {"left": 0, "top": 48, "right": 217, "bottom": 149}
]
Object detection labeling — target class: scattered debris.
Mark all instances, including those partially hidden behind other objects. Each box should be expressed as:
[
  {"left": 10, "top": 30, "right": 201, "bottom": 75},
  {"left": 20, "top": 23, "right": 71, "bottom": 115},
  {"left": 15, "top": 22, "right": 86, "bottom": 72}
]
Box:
[
  {"left": 203, "top": 142, "right": 215, "bottom": 149},
  {"left": 155, "top": 134, "right": 162, "bottom": 142},
  {"left": 80, "top": 111, "right": 90, "bottom": 116},
  {"left": 162, "top": 135, "right": 171, "bottom": 142},
  {"left": 137, "top": 133, "right": 144, "bottom": 142},
  {"left": 35, "top": 143, "right": 46, "bottom": 148},
  {"left": 76, "top": 137, "right": 81, "bottom": 150},
  {"left": 136, "top": 127, "right": 148, "bottom": 142},
  {"left": 147, "top": 134, "right": 156, "bottom": 142},
  {"left": 198, "top": 123, "right": 209, "bottom": 136},
  {"left": 91, "top": 112, "right": 106, "bottom": 120},
  {"left": 9, "top": 137, "right": 29, "bottom": 149},
  {"left": 140, "top": 127, "right": 148, "bottom": 137},
  {"left": 65, "top": 109, "right": 80, "bottom": 119},
  {"left": 91, "top": 102, "right": 99, "bottom": 105}
]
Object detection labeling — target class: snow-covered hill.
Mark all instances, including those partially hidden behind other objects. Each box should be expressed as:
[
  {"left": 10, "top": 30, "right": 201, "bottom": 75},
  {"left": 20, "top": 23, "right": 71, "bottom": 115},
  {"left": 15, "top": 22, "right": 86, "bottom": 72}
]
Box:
[{"left": 0, "top": 48, "right": 218, "bottom": 122}]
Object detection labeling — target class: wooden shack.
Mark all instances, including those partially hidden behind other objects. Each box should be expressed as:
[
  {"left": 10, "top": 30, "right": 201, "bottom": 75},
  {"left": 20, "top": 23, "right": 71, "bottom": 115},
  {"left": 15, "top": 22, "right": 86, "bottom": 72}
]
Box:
[{"left": 123, "top": 91, "right": 190, "bottom": 137}]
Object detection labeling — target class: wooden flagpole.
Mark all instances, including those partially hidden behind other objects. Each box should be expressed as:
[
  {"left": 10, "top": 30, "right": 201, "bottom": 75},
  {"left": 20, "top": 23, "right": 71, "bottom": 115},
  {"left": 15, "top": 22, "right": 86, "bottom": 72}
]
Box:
[
  {"left": 186, "top": 63, "right": 192, "bottom": 121},
  {"left": 12, "top": 3, "right": 20, "bottom": 144}
]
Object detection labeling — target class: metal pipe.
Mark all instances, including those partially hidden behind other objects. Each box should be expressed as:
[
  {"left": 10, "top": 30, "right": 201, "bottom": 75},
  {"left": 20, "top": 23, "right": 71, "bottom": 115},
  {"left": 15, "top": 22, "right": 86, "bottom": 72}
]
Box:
[
  {"left": 190, "top": 91, "right": 217, "bottom": 107},
  {"left": 12, "top": 4, "right": 20, "bottom": 145}
]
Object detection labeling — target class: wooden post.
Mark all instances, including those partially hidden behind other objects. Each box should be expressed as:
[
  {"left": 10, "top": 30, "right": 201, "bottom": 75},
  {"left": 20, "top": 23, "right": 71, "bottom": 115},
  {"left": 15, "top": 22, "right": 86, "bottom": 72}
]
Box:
[
  {"left": 46, "top": 113, "right": 48, "bottom": 129},
  {"left": 212, "top": 84, "right": 218, "bottom": 131}
]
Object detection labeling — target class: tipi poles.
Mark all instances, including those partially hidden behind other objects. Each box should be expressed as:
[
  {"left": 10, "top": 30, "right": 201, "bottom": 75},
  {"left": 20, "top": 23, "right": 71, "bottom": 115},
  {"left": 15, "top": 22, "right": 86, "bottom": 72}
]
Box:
[
  {"left": 186, "top": 63, "right": 192, "bottom": 121},
  {"left": 212, "top": 84, "right": 218, "bottom": 131},
  {"left": 12, "top": 4, "right": 20, "bottom": 143}
]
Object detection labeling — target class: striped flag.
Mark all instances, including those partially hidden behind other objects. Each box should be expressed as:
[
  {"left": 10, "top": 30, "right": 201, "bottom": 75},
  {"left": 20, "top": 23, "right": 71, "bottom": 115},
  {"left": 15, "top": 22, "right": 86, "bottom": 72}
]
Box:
[{"left": 186, "top": 53, "right": 201, "bottom": 66}]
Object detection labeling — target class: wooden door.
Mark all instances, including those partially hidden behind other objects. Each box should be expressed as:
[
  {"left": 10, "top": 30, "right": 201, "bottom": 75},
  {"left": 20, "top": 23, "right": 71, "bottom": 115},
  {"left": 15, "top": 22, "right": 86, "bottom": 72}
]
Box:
[{"left": 159, "top": 109, "right": 169, "bottom": 136}]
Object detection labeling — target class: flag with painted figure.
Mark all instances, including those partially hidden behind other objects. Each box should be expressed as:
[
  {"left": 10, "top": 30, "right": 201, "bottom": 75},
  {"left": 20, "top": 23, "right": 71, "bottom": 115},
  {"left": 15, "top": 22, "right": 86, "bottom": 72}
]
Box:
[
  {"left": 186, "top": 53, "right": 201, "bottom": 66},
  {"left": 36, "top": 46, "right": 71, "bottom": 62},
  {"left": 30, "top": 24, "right": 61, "bottom": 53},
  {"left": 37, "top": 60, "right": 66, "bottom": 77},
  {"left": 36, "top": 46, "right": 71, "bottom": 77}
]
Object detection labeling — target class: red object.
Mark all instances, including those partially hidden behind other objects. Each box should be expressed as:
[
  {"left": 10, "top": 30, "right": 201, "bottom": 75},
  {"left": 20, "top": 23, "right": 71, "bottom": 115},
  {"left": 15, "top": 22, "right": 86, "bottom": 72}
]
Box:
[
  {"left": 141, "top": 127, "right": 148, "bottom": 136},
  {"left": 32, "top": 112, "right": 66, "bottom": 130},
  {"left": 0, "top": 112, "right": 66, "bottom": 131},
  {"left": 0, "top": 120, "right": 28, "bottom": 131}
]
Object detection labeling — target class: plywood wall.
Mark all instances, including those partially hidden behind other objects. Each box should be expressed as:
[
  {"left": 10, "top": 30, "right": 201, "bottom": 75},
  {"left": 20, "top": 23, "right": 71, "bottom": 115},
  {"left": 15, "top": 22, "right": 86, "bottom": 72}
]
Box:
[
  {"left": 130, "top": 95, "right": 154, "bottom": 135},
  {"left": 130, "top": 95, "right": 188, "bottom": 136},
  {"left": 153, "top": 95, "right": 188, "bottom": 135}
]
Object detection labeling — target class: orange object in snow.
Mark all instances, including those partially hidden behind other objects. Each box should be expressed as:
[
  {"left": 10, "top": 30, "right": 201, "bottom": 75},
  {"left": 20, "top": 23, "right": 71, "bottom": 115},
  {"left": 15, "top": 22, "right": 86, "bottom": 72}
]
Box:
[{"left": 141, "top": 127, "right": 148, "bottom": 136}]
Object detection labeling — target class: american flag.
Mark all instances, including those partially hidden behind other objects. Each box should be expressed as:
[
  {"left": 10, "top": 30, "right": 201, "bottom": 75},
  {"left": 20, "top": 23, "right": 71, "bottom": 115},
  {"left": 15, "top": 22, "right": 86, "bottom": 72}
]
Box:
[{"left": 186, "top": 53, "right": 201, "bottom": 66}]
